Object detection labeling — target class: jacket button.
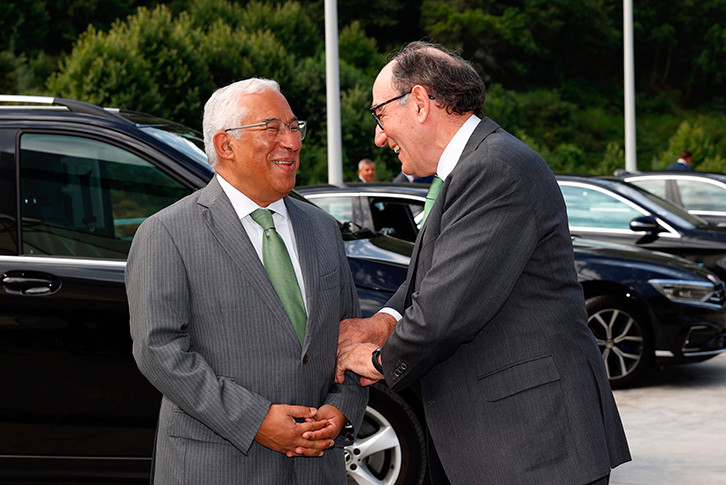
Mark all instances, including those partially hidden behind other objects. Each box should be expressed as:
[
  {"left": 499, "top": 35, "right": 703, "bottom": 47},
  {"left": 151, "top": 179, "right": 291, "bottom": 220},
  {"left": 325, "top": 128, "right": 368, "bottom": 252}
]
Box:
[{"left": 303, "top": 355, "right": 309, "bottom": 364}]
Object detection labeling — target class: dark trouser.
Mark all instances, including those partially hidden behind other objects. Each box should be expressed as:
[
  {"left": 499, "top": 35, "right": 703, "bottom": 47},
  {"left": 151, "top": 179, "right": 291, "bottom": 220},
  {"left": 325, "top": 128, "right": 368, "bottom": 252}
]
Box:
[{"left": 426, "top": 431, "right": 451, "bottom": 485}]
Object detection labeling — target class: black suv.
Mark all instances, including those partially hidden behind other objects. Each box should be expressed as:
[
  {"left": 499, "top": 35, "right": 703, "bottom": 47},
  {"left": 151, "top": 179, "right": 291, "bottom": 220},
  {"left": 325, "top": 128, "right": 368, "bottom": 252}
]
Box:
[{"left": 0, "top": 96, "right": 425, "bottom": 484}]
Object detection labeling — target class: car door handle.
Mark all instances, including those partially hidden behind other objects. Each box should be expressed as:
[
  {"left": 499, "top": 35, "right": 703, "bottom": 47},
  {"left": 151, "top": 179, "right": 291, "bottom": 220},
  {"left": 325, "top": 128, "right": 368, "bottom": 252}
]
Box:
[{"left": 2, "top": 271, "right": 62, "bottom": 296}]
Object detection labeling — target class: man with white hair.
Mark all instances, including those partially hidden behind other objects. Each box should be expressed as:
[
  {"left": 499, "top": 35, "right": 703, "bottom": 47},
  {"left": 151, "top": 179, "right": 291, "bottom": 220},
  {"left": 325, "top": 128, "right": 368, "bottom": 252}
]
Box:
[
  {"left": 356, "top": 158, "right": 376, "bottom": 182},
  {"left": 127, "top": 78, "right": 366, "bottom": 484}
]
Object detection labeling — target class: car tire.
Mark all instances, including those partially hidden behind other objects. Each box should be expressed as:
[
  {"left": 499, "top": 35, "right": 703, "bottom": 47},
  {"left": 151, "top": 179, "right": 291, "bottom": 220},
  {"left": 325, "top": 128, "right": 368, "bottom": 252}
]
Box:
[
  {"left": 586, "top": 295, "right": 654, "bottom": 389},
  {"left": 346, "top": 382, "right": 427, "bottom": 485}
]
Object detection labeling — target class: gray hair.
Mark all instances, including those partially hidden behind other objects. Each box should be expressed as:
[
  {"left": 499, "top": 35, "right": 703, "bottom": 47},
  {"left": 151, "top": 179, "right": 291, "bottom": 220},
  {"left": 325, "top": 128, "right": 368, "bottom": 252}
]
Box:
[
  {"left": 388, "top": 41, "right": 486, "bottom": 116},
  {"left": 358, "top": 158, "right": 374, "bottom": 170},
  {"left": 202, "top": 78, "right": 280, "bottom": 168}
]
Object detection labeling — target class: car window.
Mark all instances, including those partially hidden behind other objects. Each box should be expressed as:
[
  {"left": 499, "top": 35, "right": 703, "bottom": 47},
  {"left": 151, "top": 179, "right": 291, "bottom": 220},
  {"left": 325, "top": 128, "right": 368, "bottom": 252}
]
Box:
[
  {"left": 309, "top": 196, "right": 354, "bottom": 223},
  {"left": 20, "top": 133, "right": 192, "bottom": 259},
  {"left": 676, "top": 179, "right": 726, "bottom": 211},
  {"left": 369, "top": 198, "right": 422, "bottom": 241},
  {"left": 560, "top": 184, "right": 642, "bottom": 230},
  {"left": 630, "top": 179, "right": 667, "bottom": 199}
]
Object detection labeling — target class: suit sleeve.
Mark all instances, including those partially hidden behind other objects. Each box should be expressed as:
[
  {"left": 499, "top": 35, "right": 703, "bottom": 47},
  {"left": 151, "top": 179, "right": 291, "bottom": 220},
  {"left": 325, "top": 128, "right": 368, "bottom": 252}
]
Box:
[
  {"left": 126, "top": 216, "right": 270, "bottom": 455},
  {"left": 382, "top": 153, "right": 543, "bottom": 390},
  {"left": 319, "top": 216, "right": 368, "bottom": 443}
]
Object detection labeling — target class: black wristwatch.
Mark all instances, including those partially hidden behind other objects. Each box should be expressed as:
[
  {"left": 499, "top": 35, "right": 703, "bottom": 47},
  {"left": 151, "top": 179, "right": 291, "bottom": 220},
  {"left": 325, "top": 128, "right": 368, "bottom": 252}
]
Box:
[{"left": 371, "top": 347, "right": 384, "bottom": 374}]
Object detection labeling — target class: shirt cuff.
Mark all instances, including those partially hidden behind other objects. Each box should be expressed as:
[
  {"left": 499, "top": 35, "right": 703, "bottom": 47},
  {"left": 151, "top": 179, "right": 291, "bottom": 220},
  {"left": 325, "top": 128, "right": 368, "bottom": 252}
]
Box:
[{"left": 378, "top": 307, "right": 402, "bottom": 322}]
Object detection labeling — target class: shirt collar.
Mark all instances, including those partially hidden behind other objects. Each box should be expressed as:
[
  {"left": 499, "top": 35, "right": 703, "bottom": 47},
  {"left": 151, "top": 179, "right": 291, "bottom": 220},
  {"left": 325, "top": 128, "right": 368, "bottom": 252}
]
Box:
[
  {"left": 216, "top": 174, "right": 289, "bottom": 220},
  {"left": 436, "top": 114, "right": 481, "bottom": 181}
]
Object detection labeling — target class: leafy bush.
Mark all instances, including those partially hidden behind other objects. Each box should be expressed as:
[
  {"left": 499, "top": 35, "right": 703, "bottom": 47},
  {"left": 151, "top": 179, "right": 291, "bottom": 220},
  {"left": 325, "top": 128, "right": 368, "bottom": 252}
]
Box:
[
  {"left": 37, "top": 0, "right": 726, "bottom": 183},
  {"left": 48, "top": 6, "right": 213, "bottom": 128},
  {"left": 653, "top": 119, "right": 726, "bottom": 172}
]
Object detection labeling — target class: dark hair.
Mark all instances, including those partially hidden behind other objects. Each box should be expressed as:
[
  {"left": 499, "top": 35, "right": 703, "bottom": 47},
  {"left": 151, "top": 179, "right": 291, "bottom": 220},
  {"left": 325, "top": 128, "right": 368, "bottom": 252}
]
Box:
[
  {"left": 388, "top": 41, "right": 486, "bottom": 116},
  {"left": 680, "top": 150, "right": 692, "bottom": 159}
]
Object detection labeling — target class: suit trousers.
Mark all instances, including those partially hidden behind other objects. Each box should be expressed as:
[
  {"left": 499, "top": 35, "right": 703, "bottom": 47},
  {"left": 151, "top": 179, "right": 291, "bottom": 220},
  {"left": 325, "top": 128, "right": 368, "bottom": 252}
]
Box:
[{"left": 426, "top": 431, "right": 451, "bottom": 485}]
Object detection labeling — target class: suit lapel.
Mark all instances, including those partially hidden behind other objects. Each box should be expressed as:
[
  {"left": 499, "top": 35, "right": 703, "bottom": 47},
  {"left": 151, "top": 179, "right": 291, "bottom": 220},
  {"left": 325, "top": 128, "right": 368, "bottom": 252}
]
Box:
[
  {"left": 197, "top": 178, "right": 300, "bottom": 344},
  {"left": 404, "top": 118, "right": 501, "bottom": 304}
]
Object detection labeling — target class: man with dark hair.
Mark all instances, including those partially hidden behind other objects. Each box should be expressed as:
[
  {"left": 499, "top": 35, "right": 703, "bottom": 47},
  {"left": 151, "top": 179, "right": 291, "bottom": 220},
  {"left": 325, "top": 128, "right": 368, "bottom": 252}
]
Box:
[
  {"left": 667, "top": 150, "right": 694, "bottom": 170},
  {"left": 336, "top": 41, "right": 630, "bottom": 484}
]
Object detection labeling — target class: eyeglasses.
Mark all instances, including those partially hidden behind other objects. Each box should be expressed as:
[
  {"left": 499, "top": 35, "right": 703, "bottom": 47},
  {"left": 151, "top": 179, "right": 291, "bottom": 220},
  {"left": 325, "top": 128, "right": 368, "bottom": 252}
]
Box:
[
  {"left": 369, "top": 91, "right": 411, "bottom": 129},
  {"left": 369, "top": 91, "right": 436, "bottom": 129},
  {"left": 225, "top": 119, "right": 307, "bottom": 141}
]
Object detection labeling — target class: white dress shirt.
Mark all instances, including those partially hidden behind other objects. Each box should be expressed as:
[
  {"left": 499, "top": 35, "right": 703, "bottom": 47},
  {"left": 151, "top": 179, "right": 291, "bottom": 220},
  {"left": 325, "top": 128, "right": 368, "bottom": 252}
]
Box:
[
  {"left": 380, "top": 114, "right": 481, "bottom": 322},
  {"left": 217, "top": 174, "right": 308, "bottom": 312}
]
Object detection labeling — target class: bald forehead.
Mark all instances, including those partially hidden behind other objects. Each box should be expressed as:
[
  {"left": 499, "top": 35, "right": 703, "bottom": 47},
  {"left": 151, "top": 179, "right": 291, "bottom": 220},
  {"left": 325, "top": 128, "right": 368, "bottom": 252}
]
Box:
[{"left": 371, "top": 63, "right": 396, "bottom": 105}]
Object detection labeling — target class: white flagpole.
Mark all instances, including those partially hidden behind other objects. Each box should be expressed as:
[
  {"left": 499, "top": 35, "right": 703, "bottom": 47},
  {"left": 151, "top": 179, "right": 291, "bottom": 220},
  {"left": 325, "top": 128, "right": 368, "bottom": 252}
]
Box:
[
  {"left": 324, "top": 0, "right": 344, "bottom": 184},
  {"left": 624, "top": 0, "right": 637, "bottom": 172}
]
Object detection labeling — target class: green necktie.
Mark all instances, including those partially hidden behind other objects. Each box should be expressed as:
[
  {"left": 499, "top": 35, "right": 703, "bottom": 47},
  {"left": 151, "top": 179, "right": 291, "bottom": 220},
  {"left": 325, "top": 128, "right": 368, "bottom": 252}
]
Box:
[
  {"left": 421, "top": 174, "right": 443, "bottom": 225},
  {"left": 250, "top": 208, "right": 307, "bottom": 344}
]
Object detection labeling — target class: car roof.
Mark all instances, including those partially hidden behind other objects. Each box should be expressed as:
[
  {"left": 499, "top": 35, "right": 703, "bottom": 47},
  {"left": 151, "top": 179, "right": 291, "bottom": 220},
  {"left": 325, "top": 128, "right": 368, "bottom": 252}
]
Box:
[
  {"left": 619, "top": 171, "right": 726, "bottom": 183},
  {"left": 297, "top": 182, "right": 429, "bottom": 197},
  {"left": 0, "top": 95, "right": 133, "bottom": 123}
]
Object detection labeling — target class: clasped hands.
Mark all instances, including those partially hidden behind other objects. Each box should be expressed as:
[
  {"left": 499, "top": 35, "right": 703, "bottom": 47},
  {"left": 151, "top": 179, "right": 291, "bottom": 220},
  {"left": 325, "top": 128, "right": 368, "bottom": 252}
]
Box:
[
  {"left": 256, "top": 313, "right": 396, "bottom": 457},
  {"left": 255, "top": 404, "right": 345, "bottom": 457},
  {"left": 335, "top": 312, "right": 397, "bottom": 386}
]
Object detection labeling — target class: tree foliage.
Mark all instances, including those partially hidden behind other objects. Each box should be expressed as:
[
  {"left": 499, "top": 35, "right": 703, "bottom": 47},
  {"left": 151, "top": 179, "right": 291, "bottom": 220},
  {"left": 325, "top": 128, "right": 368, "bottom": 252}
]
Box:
[
  {"left": 48, "top": 6, "right": 212, "bottom": 127},
  {"left": 47, "top": 1, "right": 384, "bottom": 184},
  {"left": 4, "top": 0, "right": 726, "bottom": 179}
]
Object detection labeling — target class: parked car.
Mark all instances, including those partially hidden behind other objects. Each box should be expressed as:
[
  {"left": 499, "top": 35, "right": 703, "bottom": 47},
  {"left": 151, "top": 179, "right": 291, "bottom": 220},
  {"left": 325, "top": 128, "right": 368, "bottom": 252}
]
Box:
[
  {"left": 615, "top": 171, "right": 726, "bottom": 226},
  {"left": 298, "top": 183, "right": 726, "bottom": 388},
  {"left": 300, "top": 182, "right": 427, "bottom": 241},
  {"left": 556, "top": 175, "right": 726, "bottom": 281},
  {"left": 0, "top": 96, "right": 426, "bottom": 484}
]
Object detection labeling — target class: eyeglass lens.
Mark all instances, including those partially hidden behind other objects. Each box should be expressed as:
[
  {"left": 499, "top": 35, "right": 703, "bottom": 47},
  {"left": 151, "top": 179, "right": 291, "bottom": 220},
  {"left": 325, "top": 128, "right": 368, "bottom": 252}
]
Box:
[{"left": 265, "top": 120, "right": 307, "bottom": 141}]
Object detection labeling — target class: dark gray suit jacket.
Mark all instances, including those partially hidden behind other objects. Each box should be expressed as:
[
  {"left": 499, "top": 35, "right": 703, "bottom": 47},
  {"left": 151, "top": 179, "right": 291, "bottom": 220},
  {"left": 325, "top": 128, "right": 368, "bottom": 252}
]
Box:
[
  {"left": 381, "top": 118, "right": 630, "bottom": 484},
  {"left": 126, "top": 177, "right": 366, "bottom": 484}
]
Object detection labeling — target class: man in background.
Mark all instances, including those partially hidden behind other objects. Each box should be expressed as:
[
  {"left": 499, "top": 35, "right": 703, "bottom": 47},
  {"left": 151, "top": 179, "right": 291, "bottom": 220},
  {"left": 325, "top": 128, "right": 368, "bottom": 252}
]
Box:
[
  {"left": 356, "top": 158, "right": 376, "bottom": 182},
  {"left": 667, "top": 150, "right": 694, "bottom": 170}
]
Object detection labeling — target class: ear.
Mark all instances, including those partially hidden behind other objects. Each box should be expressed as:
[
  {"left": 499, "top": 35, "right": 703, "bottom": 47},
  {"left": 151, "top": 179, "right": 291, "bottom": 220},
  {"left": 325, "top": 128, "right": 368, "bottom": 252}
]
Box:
[
  {"left": 212, "top": 131, "right": 235, "bottom": 162},
  {"left": 410, "top": 84, "right": 432, "bottom": 123}
]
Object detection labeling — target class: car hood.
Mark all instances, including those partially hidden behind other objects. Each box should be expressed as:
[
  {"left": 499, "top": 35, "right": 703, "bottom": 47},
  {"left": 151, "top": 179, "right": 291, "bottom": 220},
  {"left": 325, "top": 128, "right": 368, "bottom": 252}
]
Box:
[
  {"left": 573, "top": 237, "right": 718, "bottom": 282},
  {"left": 343, "top": 235, "right": 411, "bottom": 294}
]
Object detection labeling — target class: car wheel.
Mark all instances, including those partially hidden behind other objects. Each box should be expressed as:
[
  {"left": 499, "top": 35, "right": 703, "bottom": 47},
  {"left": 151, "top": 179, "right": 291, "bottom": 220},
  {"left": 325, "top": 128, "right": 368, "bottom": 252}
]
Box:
[
  {"left": 346, "top": 383, "right": 427, "bottom": 485},
  {"left": 586, "top": 295, "right": 654, "bottom": 388}
]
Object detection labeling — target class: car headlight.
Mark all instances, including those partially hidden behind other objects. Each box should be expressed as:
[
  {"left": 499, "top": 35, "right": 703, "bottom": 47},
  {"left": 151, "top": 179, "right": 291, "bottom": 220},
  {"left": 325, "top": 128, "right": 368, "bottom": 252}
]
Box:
[{"left": 649, "top": 279, "right": 718, "bottom": 306}]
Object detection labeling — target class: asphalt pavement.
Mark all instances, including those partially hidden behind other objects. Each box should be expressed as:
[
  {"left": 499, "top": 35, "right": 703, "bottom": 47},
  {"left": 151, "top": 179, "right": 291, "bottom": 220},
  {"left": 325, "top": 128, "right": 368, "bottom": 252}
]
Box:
[{"left": 610, "top": 353, "right": 726, "bottom": 485}]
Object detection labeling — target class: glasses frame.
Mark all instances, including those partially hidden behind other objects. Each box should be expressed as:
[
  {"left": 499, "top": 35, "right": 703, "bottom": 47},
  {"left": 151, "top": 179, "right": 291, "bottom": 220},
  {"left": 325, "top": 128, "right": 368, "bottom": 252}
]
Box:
[
  {"left": 369, "top": 91, "right": 411, "bottom": 129},
  {"left": 225, "top": 118, "right": 307, "bottom": 141},
  {"left": 369, "top": 90, "right": 436, "bottom": 129}
]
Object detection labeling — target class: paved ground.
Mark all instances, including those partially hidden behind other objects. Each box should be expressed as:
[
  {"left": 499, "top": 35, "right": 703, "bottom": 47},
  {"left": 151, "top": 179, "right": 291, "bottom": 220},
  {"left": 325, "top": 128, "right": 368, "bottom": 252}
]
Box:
[{"left": 610, "top": 353, "right": 726, "bottom": 485}]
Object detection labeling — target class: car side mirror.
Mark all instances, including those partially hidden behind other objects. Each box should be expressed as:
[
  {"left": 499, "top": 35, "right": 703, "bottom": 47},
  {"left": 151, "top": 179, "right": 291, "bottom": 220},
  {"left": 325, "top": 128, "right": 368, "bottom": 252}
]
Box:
[{"left": 630, "top": 215, "right": 662, "bottom": 234}]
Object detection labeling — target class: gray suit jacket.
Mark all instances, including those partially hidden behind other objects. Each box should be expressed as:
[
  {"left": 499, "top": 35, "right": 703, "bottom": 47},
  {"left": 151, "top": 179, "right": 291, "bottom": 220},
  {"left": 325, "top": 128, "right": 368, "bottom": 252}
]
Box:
[
  {"left": 381, "top": 118, "right": 630, "bottom": 484},
  {"left": 126, "top": 177, "right": 366, "bottom": 484}
]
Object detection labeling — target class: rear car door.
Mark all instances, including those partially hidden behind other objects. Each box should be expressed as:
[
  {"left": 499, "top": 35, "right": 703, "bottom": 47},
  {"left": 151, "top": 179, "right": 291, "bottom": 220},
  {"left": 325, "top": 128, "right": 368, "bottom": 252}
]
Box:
[{"left": 0, "top": 126, "right": 194, "bottom": 479}]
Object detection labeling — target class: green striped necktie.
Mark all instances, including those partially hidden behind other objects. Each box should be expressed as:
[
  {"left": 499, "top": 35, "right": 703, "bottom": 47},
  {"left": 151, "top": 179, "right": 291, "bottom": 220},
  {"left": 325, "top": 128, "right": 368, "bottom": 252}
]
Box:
[{"left": 421, "top": 174, "right": 443, "bottom": 225}]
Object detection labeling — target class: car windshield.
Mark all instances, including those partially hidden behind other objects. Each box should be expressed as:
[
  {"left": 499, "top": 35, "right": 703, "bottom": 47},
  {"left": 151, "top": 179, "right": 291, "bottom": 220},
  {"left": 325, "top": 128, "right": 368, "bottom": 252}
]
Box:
[
  {"left": 610, "top": 180, "right": 710, "bottom": 228},
  {"left": 139, "top": 125, "right": 209, "bottom": 167},
  {"left": 118, "top": 111, "right": 210, "bottom": 168}
]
